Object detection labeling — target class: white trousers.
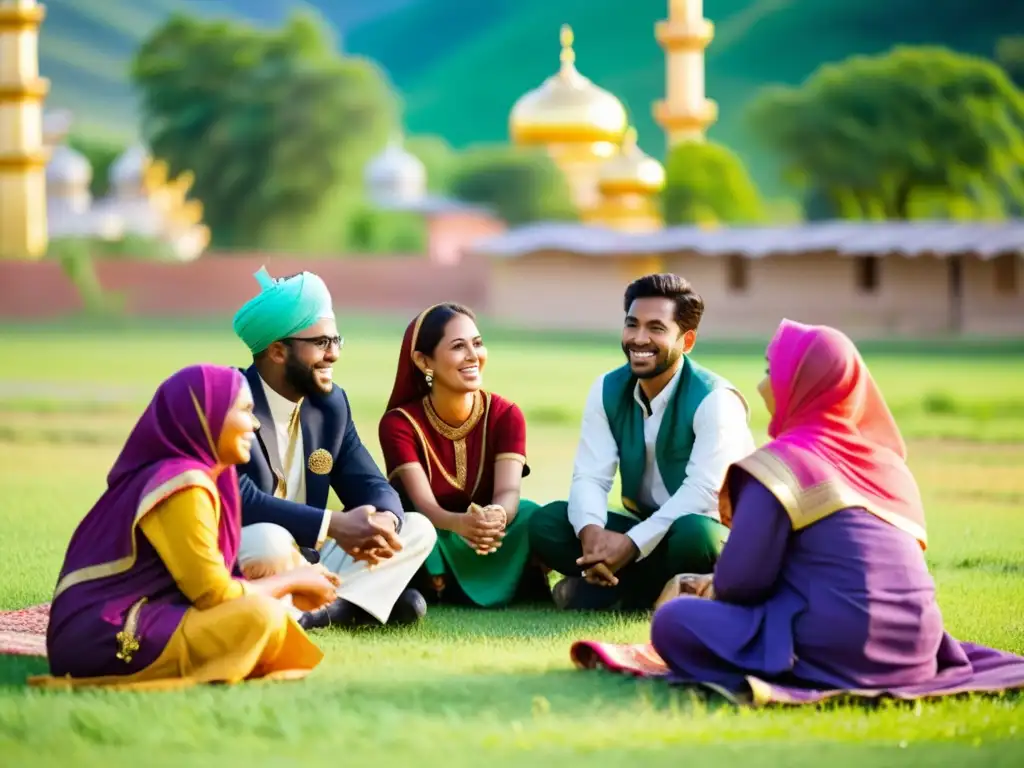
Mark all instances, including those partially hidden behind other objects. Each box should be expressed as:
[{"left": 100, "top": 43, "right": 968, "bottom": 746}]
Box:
[{"left": 238, "top": 512, "right": 437, "bottom": 623}]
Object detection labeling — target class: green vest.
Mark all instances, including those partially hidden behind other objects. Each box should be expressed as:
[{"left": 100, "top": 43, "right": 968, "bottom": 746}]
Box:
[{"left": 602, "top": 356, "right": 734, "bottom": 518}]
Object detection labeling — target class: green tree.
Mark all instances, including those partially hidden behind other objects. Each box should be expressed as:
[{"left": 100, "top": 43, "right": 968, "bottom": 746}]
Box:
[
  {"left": 346, "top": 204, "right": 427, "bottom": 254},
  {"left": 67, "top": 134, "right": 123, "bottom": 199},
  {"left": 131, "top": 11, "right": 397, "bottom": 249},
  {"left": 749, "top": 46, "right": 1024, "bottom": 220},
  {"left": 662, "top": 141, "right": 765, "bottom": 225},
  {"left": 447, "top": 145, "right": 576, "bottom": 225}
]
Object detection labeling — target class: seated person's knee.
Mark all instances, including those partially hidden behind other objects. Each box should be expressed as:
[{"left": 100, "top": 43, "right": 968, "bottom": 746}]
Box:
[
  {"left": 239, "top": 593, "right": 290, "bottom": 631},
  {"left": 528, "top": 500, "right": 569, "bottom": 541},
  {"left": 650, "top": 597, "right": 703, "bottom": 654},
  {"left": 402, "top": 511, "right": 439, "bottom": 547},
  {"left": 238, "top": 523, "right": 305, "bottom": 578},
  {"left": 667, "top": 514, "right": 724, "bottom": 548}
]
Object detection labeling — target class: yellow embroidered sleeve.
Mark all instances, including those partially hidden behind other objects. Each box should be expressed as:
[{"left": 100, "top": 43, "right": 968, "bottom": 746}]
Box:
[{"left": 138, "top": 486, "right": 246, "bottom": 610}]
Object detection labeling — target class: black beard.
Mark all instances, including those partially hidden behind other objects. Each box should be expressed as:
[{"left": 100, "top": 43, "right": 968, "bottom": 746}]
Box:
[
  {"left": 284, "top": 352, "right": 331, "bottom": 397},
  {"left": 621, "top": 342, "right": 683, "bottom": 380}
]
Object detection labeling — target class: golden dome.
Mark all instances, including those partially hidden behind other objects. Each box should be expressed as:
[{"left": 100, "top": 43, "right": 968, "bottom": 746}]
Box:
[
  {"left": 598, "top": 128, "right": 665, "bottom": 196},
  {"left": 510, "top": 25, "right": 628, "bottom": 146}
]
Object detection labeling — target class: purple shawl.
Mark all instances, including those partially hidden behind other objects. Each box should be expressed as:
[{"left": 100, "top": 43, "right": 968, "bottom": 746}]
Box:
[{"left": 47, "top": 364, "right": 245, "bottom": 677}]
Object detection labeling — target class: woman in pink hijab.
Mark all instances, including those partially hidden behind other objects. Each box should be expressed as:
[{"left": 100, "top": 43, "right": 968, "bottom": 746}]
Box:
[{"left": 571, "top": 319, "right": 1024, "bottom": 705}]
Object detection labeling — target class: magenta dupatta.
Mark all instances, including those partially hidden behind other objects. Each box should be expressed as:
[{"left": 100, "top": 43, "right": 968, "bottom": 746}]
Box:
[{"left": 723, "top": 319, "right": 927, "bottom": 546}]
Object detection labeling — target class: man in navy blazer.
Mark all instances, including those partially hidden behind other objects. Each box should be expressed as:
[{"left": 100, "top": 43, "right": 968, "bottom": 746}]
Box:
[{"left": 232, "top": 267, "right": 435, "bottom": 628}]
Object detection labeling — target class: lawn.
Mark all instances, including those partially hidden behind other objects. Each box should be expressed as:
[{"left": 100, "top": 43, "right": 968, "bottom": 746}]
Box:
[{"left": 0, "top": 318, "right": 1021, "bottom": 766}]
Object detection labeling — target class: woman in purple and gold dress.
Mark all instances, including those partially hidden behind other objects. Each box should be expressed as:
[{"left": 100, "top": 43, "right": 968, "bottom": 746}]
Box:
[
  {"left": 32, "top": 364, "right": 337, "bottom": 690},
  {"left": 571, "top": 319, "right": 1024, "bottom": 705}
]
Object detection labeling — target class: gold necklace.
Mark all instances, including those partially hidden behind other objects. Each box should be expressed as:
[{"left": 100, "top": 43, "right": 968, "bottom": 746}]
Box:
[
  {"left": 421, "top": 392, "right": 484, "bottom": 490},
  {"left": 423, "top": 391, "right": 484, "bottom": 441}
]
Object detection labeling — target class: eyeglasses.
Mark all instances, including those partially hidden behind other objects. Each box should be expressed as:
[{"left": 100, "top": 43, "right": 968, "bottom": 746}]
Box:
[{"left": 281, "top": 335, "right": 344, "bottom": 352}]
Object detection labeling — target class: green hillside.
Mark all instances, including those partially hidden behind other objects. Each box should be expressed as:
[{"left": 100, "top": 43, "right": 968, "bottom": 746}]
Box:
[
  {"left": 38, "top": 0, "right": 289, "bottom": 141},
  {"left": 36, "top": 0, "right": 409, "bottom": 142},
  {"left": 344, "top": 0, "right": 1024, "bottom": 195},
  {"left": 35, "top": 0, "right": 1024, "bottom": 194}
]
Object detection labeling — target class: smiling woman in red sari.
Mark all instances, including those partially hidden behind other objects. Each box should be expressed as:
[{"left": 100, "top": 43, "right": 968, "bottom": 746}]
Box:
[{"left": 378, "top": 304, "right": 550, "bottom": 608}]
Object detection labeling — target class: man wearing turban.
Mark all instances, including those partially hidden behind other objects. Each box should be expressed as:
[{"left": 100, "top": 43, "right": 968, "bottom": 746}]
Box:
[{"left": 232, "top": 267, "right": 436, "bottom": 628}]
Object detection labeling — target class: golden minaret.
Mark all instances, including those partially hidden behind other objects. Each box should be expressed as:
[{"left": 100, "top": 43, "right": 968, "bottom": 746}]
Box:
[
  {"left": 509, "top": 25, "right": 627, "bottom": 215},
  {"left": 586, "top": 127, "right": 666, "bottom": 233},
  {"left": 0, "top": 0, "right": 48, "bottom": 259},
  {"left": 653, "top": 0, "right": 717, "bottom": 147}
]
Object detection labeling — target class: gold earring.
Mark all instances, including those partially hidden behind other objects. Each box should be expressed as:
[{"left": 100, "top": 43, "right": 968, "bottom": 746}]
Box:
[{"left": 424, "top": 369, "right": 434, "bottom": 388}]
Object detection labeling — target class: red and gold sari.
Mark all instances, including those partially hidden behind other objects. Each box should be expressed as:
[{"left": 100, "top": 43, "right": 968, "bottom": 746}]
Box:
[
  {"left": 380, "top": 392, "right": 527, "bottom": 512},
  {"left": 377, "top": 308, "right": 541, "bottom": 608}
]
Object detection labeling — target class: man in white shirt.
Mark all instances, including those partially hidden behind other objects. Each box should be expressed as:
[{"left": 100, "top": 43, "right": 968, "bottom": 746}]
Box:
[{"left": 528, "top": 273, "right": 756, "bottom": 611}]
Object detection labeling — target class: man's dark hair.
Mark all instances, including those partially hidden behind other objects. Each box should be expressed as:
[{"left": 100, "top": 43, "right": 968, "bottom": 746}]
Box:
[
  {"left": 623, "top": 273, "right": 704, "bottom": 333},
  {"left": 414, "top": 303, "right": 476, "bottom": 356}
]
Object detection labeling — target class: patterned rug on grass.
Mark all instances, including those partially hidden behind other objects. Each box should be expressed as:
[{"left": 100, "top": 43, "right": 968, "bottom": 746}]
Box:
[
  {"left": 0, "top": 603, "right": 49, "bottom": 657},
  {"left": 569, "top": 641, "right": 670, "bottom": 677}
]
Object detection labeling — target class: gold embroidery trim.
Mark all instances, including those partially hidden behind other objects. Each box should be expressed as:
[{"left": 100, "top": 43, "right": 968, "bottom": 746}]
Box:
[
  {"left": 469, "top": 394, "right": 491, "bottom": 497},
  {"left": 188, "top": 388, "right": 219, "bottom": 458},
  {"left": 392, "top": 409, "right": 442, "bottom": 487},
  {"left": 274, "top": 398, "right": 304, "bottom": 499},
  {"left": 423, "top": 391, "right": 484, "bottom": 441},
  {"left": 115, "top": 596, "right": 147, "bottom": 664},
  {"left": 735, "top": 449, "right": 928, "bottom": 549},
  {"left": 421, "top": 392, "right": 485, "bottom": 491},
  {"left": 389, "top": 394, "right": 491, "bottom": 493},
  {"left": 494, "top": 452, "right": 526, "bottom": 465},
  {"left": 54, "top": 470, "right": 220, "bottom": 599},
  {"left": 409, "top": 304, "right": 442, "bottom": 360},
  {"left": 387, "top": 462, "right": 422, "bottom": 482}
]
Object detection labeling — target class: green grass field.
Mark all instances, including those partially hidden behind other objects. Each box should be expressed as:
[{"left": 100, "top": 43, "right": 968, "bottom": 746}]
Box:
[{"left": 0, "top": 318, "right": 1022, "bottom": 766}]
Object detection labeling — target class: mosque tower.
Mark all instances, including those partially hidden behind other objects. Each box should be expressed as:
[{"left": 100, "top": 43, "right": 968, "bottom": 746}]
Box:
[
  {"left": 364, "top": 132, "right": 427, "bottom": 209},
  {"left": 100, "top": 144, "right": 210, "bottom": 260},
  {"left": 653, "top": 0, "right": 717, "bottom": 147},
  {"left": 0, "top": 0, "right": 49, "bottom": 259},
  {"left": 509, "top": 25, "right": 627, "bottom": 215},
  {"left": 586, "top": 127, "right": 665, "bottom": 233}
]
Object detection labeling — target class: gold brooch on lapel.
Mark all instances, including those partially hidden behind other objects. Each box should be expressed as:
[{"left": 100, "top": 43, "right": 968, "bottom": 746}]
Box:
[{"left": 307, "top": 448, "right": 333, "bottom": 475}]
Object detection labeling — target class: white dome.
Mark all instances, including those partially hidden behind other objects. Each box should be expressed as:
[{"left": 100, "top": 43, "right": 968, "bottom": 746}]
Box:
[
  {"left": 43, "top": 109, "right": 74, "bottom": 146},
  {"left": 46, "top": 144, "right": 92, "bottom": 188},
  {"left": 109, "top": 144, "right": 150, "bottom": 194},
  {"left": 364, "top": 134, "right": 426, "bottom": 206}
]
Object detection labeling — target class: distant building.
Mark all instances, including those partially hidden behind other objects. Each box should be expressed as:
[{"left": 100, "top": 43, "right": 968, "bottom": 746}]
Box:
[
  {"left": 363, "top": 133, "right": 506, "bottom": 266},
  {"left": 473, "top": 220, "right": 1024, "bottom": 338},
  {"left": 43, "top": 113, "right": 210, "bottom": 261},
  {"left": 506, "top": 3, "right": 716, "bottom": 231},
  {"left": 364, "top": 133, "right": 428, "bottom": 208}
]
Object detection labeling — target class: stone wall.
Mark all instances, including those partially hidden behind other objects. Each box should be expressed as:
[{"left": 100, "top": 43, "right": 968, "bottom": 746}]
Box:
[{"left": 0, "top": 253, "right": 491, "bottom": 319}]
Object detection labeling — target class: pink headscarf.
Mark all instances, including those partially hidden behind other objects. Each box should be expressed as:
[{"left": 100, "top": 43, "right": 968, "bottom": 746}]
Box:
[{"left": 724, "top": 319, "right": 927, "bottom": 547}]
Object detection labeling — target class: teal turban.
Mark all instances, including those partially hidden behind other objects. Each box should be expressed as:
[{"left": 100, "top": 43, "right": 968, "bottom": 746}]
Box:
[{"left": 232, "top": 267, "right": 336, "bottom": 355}]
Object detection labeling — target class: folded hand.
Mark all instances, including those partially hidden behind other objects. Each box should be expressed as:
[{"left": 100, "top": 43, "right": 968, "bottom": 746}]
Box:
[
  {"left": 457, "top": 504, "right": 505, "bottom": 554},
  {"left": 576, "top": 527, "right": 638, "bottom": 586},
  {"left": 288, "top": 565, "right": 341, "bottom": 612},
  {"left": 331, "top": 506, "right": 403, "bottom": 564},
  {"left": 655, "top": 573, "right": 714, "bottom": 609}
]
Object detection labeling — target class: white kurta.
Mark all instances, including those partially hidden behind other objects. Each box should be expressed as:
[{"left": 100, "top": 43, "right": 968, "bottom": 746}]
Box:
[
  {"left": 239, "top": 376, "right": 436, "bottom": 623},
  {"left": 566, "top": 365, "right": 756, "bottom": 560}
]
